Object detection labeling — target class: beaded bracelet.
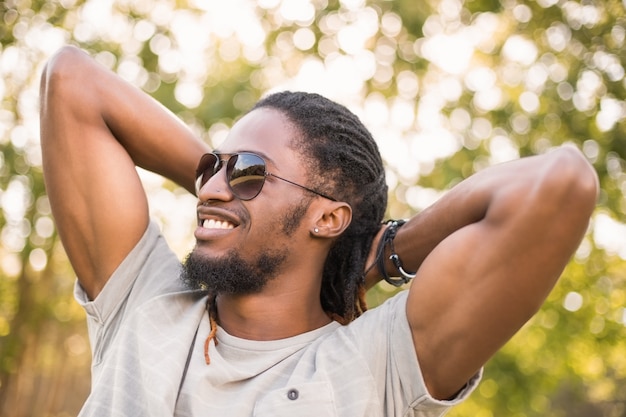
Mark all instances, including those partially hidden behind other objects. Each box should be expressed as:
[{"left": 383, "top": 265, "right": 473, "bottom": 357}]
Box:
[{"left": 375, "top": 220, "right": 417, "bottom": 287}]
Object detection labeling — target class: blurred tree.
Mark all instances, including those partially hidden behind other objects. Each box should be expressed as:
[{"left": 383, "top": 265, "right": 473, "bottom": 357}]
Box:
[{"left": 0, "top": 0, "right": 624, "bottom": 416}]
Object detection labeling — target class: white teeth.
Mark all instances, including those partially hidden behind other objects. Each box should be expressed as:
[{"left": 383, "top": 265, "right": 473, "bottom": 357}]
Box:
[{"left": 202, "top": 219, "right": 234, "bottom": 229}]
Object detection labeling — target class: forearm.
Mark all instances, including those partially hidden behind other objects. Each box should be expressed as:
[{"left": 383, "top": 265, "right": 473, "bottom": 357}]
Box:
[
  {"left": 43, "top": 46, "right": 208, "bottom": 192},
  {"left": 364, "top": 182, "right": 486, "bottom": 289},
  {"left": 366, "top": 146, "right": 598, "bottom": 289}
]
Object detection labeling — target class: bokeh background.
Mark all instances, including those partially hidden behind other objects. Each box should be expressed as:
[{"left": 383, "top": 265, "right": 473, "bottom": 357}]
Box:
[{"left": 1, "top": 0, "right": 626, "bottom": 416}]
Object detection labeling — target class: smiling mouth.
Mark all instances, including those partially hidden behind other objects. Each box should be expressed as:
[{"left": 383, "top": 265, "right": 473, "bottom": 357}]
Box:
[{"left": 202, "top": 219, "right": 235, "bottom": 230}]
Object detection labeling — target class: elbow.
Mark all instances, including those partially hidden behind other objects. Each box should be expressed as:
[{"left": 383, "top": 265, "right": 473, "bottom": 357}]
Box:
[
  {"left": 40, "top": 46, "right": 96, "bottom": 137},
  {"left": 40, "top": 46, "right": 88, "bottom": 98},
  {"left": 548, "top": 146, "right": 599, "bottom": 216},
  {"left": 519, "top": 145, "right": 599, "bottom": 241}
]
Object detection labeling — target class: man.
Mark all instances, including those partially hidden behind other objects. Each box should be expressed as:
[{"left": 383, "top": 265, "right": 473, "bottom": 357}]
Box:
[{"left": 40, "top": 46, "right": 598, "bottom": 416}]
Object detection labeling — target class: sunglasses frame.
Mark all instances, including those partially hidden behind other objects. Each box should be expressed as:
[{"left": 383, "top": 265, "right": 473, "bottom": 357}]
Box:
[{"left": 195, "top": 152, "right": 337, "bottom": 202}]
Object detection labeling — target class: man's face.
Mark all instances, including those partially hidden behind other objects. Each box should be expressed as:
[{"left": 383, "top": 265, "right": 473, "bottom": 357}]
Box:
[{"left": 182, "top": 108, "right": 317, "bottom": 294}]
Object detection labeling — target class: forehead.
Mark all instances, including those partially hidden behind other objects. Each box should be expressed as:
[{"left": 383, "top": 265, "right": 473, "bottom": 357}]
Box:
[{"left": 216, "top": 108, "right": 299, "bottom": 165}]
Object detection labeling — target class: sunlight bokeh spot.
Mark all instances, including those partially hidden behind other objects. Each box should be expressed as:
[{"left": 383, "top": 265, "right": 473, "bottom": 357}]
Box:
[
  {"left": 411, "top": 128, "right": 461, "bottom": 165},
  {"left": 612, "top": 25, "right": 625, "bottom": 45},
  {"left": 526, "top": 63, "right": 548, "bottom": 91},
  {"left": 280, "top": 0, "right": 316, "bottom": 24},
  {"left": 536, "top": 0, "right": 558, "bottom": 7},
  {"left": 545, "top": 23, "right": 571, "bottom": 52},
  {"left": 170, "top": 12, "right": 209, "bottom": 50},
  {"left": 489, "top": 135, "right": 519, "bottom": 164},
  {"left": 317, "top": 36, "right": 338, "bottom": 57},
  {"left": 29, "top": 248, "right": 48, "bottom": 272},
  {"left": 353, "top": 50, "right": 377, "bottom": 81},
  {"left": 573, "top": 70, "right": 602, "bottom": 112},
  {"left": 574, "top": 239, "right": 593, "bottom": 263},
  {"left": 1, "top": 252, "right": 21, "bottom": 278},
  {"left": 472, "top": 12, "right": 500, "bottom": 54},
  {"left": 502, "top": 35, "right": 537, "bottom": 66},
  {"left": 133, "top": 19, "right": 155, "bottom": 42},
  {"left": 219, "top": 38, "right": 242, "bottom": 62},
  {"left": 396, "top": 71, "right": 419, "bottom": 99},
  {"left": 465, "top": 67, "right": 496, "bottom": 92},
  {"left": 117, "top": 57, "right": 148, "bottom": 86},
  {"left": 363, "top": 92, "right": 389, "bottom": 128},
  {"left": 596, "top": 98, "right": 624, "bottom": 132},
  {"left": 556, "top": 81, "right": 574, "bottom": 101},
  {"left": 293, "top": 28, "right": 316, "bottom": 51},
  {"left": 448, "top": 108, "right": 471, "bottom": 132},
  {"left": 422, "top": 33, "right": 474, "bottom": 75},
  {"left": 10, "top": 125, "right": 27, "bottom": 149},
  {"left": 547, "top": 61, "right": 568, "bottom": 83},
  {"left": 381, "top": 12, "right": 402, "bottom": 37},
  {"left": 337, "top": 21, "right": 371, "bottom": 55},
  {"left": 341, "top": 0, "right": 365, "bottom": 10},
  {"left": 593, "top": 213, "right": 626, "bottom": 259},
  {"left": 2, "top": 177, "right": 31, "bottom": 223},
  {"left": 258, "top": 0, "right": 281, "bottom": 8},
  {"left": 390, "top": 98, "right": 415, "bottom": 131},
  {"left": 470, "top": 117, "right": 493, "bottom": 141},
  {"left": 34, "top": 216, "right": 54, "bottom": 239},
  {"left": 519, "top": 91, "right": 540, "bottom": 114},
  {"left": 324, "top": 54, "right": 366, "bottom": 95},
  {"left": 438, "top": 0, "right": 462, "bottom": 20},
  {"left": 149, "top": 33, "right": 171, "bottom": 55},
  {"left": 592, "top": 51, "right": 624, "bottom": 82},
  {"left": 510, "top": 113, "right": 531, "bottom": 135},
  {"left": 405, "top": 186, "right": 442, "bottom": 212},
  {"left": 437, "top": 77, "right": 463, "bottom": 103},
  {"left": 564, "top": 291, "right": 583, "bottom": 312},
  {"left": 208, "top": 122, "right": 231, "bottom": 148},
  {"left": 562, "top": 2, "right": 600, "bottom": 29},
  {"left": 512, "top": 4, "right": 532, "bottom": 23},
  {"left": 158, "top": 49, "right": 182, "bottom": 75},
  {"left": 474, "top": 86, "right": 503, "bottom": 112}
]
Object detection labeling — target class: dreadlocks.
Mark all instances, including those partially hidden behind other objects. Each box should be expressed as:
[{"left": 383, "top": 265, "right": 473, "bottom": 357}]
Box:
[{"left": 252, "top": 91, "right": 388, "bottom": 322}]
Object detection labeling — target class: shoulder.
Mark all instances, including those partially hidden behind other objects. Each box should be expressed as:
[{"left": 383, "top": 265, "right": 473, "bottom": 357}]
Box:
[
  {"left": 326, "top": 291, "right": 412, "bottom": 361},
  {"left": 349, "top": 291, "right": 410, "bottom": 332}
]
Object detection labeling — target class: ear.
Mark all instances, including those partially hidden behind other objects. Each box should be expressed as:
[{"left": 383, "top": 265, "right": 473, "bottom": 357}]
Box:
[{"left": 311, "top": 201, "right": 352, "bottom": 238}]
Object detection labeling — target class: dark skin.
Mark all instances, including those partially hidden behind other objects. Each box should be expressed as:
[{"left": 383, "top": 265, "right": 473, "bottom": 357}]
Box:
[
  {"left": 40, "top": 46, "right": 599, "bottom": 400},
  {"left": 194, "top": 109, "right": 352, "bottom": 340}
]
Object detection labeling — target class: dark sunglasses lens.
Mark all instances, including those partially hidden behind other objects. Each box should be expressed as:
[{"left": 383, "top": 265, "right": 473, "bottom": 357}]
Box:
[
  {"left": 227, "top": 154, "right": 266, "bottom": 200},
  {"left": 195, "top": 153, "right": 219, "bottom": 194}
]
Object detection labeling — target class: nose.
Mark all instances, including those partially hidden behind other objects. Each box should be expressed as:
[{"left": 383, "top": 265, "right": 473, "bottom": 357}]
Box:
[{"left": 197, "top": 163, "right": 234, "bottom": 203}]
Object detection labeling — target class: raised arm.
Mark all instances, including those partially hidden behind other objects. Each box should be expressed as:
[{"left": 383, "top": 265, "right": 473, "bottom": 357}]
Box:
[
  {"left": 40, "top": 46, "right": 209, "bottom": 300},
  {"left": 368, "top": 146, "right": 598, "bottom": 399}
]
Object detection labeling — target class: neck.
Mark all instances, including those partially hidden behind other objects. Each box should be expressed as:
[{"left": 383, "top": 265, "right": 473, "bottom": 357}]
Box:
[{"left": 214, "top": 286, "right": 332, "bottom": 340}]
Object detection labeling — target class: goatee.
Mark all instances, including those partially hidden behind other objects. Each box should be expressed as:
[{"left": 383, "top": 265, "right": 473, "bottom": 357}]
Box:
[{"left": 180, "top": 247, "right": 288, "bottom": 295}]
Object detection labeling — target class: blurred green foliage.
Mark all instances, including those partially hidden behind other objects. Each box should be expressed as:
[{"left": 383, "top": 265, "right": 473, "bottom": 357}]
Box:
[{"left": 1, "top": 0, "right": 625, "bottom": 415}]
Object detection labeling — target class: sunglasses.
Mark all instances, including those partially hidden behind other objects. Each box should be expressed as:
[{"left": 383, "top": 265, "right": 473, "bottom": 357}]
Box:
[{"left": 195, "top": 152, "right": 337, "bottom": 201}]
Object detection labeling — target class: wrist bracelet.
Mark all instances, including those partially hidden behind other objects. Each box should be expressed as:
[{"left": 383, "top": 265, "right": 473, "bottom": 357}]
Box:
[{"left": 375, "top": 220, "right": 417, "bottom": 287}]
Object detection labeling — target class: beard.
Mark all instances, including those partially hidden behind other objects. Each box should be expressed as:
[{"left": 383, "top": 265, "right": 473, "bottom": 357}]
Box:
[
  {"left": 181, "top": 196, "right": 313, "bottom": 295},
  {"left": 180, "top": 246, "right": 288, "bottom": 295}
]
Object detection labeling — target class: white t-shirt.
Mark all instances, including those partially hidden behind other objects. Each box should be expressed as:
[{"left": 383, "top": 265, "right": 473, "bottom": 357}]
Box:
[{"left": 75, "top": 222, "right": 480, "bottom": 416}]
